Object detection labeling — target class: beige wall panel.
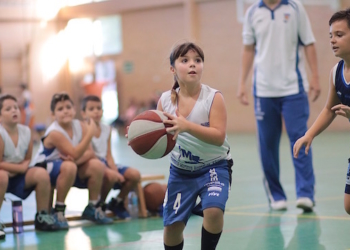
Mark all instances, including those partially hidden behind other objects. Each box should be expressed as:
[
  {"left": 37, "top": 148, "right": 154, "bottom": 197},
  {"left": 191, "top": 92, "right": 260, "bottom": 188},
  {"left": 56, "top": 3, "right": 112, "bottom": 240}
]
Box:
[
  {"left": 118, "top": 6, "right": 184, "bottom": 113},
  {"left": 197, "top": 3, "right": 346, "bottom": 132},
  {"left": 20, "top": 1, "right": 350, "bottom": 131},
  {"left": 198, "top": 1, "right": 252, "bottom": 132},
  {"left": 29, "top": 22, "right": 71, "bottom": 125},
  {"left": 1, "top": 58, "right": 21, "bottom": 96}
]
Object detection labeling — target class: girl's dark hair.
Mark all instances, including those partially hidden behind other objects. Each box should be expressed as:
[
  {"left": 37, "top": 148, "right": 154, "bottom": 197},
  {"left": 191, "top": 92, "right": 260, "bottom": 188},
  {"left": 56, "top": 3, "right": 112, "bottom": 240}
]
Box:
[
  {"left": 169, "top": 42, "right": 204, "bottom": 104},
  {"left": 81, "top": 95, "right": 101, "bottom": 111},
  {"left": 0, "top": 94, "right": 17, "bottom": 115},
  {"left": 329, "top": 8, "right": 350, "bottom": 29},
  {"left": 50, "top": 92, "right": 73, "bottom": 112}
]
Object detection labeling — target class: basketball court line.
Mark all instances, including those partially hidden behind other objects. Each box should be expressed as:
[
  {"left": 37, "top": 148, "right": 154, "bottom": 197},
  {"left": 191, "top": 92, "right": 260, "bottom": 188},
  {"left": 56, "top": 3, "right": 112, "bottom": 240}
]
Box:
[
  {"left": 225, "top": 211, "right": 350, "bottom": 221},
  {"left": 226, "top": 195, "right": 343, "bottom": 211}
]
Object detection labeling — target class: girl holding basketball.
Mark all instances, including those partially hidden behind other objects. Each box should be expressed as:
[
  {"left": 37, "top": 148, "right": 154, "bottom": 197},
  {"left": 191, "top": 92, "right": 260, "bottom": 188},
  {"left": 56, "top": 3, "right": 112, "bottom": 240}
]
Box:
[{"left": 157, "top": 42, "right": 233, "bottom": 250}]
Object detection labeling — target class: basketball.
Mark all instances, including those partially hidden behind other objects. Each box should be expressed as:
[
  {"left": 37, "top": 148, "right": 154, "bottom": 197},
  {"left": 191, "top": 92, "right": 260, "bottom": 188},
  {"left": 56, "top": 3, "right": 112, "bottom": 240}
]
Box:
[
  {"left": 128, "top": 110, "right": 176, "bottom": 159},
  {"left": 143, "top": 182, "right": 167, "bottom": 212}
]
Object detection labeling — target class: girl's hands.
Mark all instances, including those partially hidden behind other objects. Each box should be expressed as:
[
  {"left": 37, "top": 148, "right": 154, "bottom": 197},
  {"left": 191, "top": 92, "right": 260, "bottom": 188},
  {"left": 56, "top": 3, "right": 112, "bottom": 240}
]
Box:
[
  {"left": 331, "top": 104, "right": 350, "bottom": 119},
  {"left": 163, "top": 109, "right": 188, "bottom": 140}
]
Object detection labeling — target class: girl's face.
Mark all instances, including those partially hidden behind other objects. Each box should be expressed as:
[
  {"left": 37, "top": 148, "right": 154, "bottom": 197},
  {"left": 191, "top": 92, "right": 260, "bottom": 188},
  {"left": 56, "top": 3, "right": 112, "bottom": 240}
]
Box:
[
  {"left": 330, "top": 20, "right": 350, "bottom": 58},
  {"left": 81, "top": 101, "right": 103, "bottom": 124},
  {"left": 171, "top": 49, "right": 203, "bottom": 85},
  {"left": 0, "top": 99, "right": 20, "bottom": 125},
  {"left": 53, "top": 100, "right": 76, "bottom": 124}
]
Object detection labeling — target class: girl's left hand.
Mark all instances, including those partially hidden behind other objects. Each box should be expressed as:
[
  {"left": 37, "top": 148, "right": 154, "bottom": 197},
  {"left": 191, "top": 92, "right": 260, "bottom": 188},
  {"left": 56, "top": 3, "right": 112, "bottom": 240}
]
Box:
[
  {"left": 163, "top": 109, "right": 188, "bottom": 140},
  {"left": 331, "top": 104, "right": 350, "bottom": 119}
]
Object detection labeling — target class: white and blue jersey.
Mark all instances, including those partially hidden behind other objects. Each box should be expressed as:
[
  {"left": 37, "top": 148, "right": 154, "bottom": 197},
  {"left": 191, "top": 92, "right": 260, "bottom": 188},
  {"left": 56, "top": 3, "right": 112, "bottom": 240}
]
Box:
[
  {"left": 1, "top": 124, "right": 33, "bottom": 199},
  {"left": 332, "top": 60, "right": 350, "bottom": 194},
  {"left": 243, "top": 0, "right": 315, "bottom": 97},
  {"left": 160, "top": 84, "right": 233, "bottom": 226},
  {"left": 160, "top": 84, "right": 231, "bottom": 171},
  {"left": 31, "top": 119, "right": 82, "bottom": 186},
  {"left": 333, "top": 60, "right": 350, "bottom": 107}
]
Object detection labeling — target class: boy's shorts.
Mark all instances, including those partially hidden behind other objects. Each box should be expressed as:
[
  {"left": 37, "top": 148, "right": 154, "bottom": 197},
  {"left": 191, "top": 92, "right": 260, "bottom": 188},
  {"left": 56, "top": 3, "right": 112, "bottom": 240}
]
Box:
[
  {"left": 6, "top": 173, "right": 34, "bottom": 199},
  {"left": 36, "top": 159, "right": 66, "bottom": 187},
  {"left": 163, "top": 159, "right": 233, "bottom": 226},
  {"left": 36, "top": 159, "right": 88, "bottom": 188},
  {"left": 345, "top": 159, "right": 350, "bottom": 194}
]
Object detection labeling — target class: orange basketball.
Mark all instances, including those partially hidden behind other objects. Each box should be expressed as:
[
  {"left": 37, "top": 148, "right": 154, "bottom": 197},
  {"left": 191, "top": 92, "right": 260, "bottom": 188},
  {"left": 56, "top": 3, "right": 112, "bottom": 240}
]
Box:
[{"left": 143, "top": 182, "right": 167, "bottom": 212}]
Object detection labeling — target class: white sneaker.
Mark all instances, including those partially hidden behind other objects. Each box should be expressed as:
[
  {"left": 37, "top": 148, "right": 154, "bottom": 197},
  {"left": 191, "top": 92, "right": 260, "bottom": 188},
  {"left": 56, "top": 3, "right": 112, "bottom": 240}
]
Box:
[
  {"left": 270, "top": 200, "right": 287, "bottom": 211},
  {"left": 296, "top": 197, "right": 314, "bottom": 212}
]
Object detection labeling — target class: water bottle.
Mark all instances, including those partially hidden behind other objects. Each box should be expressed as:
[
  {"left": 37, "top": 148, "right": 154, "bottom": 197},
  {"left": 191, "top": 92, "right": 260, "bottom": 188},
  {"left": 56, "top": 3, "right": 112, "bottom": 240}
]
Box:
[
  {"left": 12, "top": 200, "right": 23, "bottom": 234},
  {"left": 128, "top": 191, "right": 139, "bottom": 219}
]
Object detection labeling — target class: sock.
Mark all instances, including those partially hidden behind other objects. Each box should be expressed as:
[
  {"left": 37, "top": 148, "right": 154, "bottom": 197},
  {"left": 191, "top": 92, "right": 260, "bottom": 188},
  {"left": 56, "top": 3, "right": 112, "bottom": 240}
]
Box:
[
  {"left": 55, "top": 201, "right": 65, "bottom": 206},
  {"left": 89, "top": 200, "right": 98, "bottom": 206},
  {"left": 201, "top": 226, "right": 222, "bottom": 250},
  {"left": 37, "top": 210, "right": 48, "bottom": 215},
  {"left": 164, "top": 241, "right": 184, "bottom": 250},
  {"left": 54, "top": 204, "right": 66, "bottom": 213}
]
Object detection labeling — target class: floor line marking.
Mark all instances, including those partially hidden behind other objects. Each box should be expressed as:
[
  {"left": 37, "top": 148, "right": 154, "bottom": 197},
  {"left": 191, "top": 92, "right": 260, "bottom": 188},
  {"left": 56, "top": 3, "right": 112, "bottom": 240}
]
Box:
[
  {"left": 226, "top": 196, "right": 343, "bottom": 211},
  {"left": 225, "top": 211, "right": 350, "bottom": 220}
]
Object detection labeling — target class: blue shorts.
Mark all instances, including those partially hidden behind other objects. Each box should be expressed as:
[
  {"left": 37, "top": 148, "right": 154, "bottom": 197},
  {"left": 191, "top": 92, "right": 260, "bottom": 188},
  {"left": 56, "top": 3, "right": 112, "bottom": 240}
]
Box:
[
  {"left": 99, "top": 158, "right": 129, "bottom": 190},
  {"left": 163, "top": 159, "right": 233, "bottom": 226},
  {"left": 35, "top": 159, "right": 88, "bottom": 189},
  {"left": 345, "top": 159, "right": 350, "bottom": 194},
  {"left": 6, "top": 173, "right": 34, "bottom": 199},
  {"left": 35, "top": 159, "right": 66, "bottom": 187}
]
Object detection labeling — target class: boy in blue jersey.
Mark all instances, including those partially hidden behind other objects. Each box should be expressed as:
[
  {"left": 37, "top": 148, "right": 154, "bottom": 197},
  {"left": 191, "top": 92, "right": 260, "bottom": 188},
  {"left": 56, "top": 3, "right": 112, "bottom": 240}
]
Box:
[
  {"left": 0, "top": 94, "right": 58, "bottom": 239},
  {"left": 237, "top": 0, "right": 320, "bottom": 212},
  {"left": 294, "top": 8, "right": 350, "bottom": 215},
  {"left": 81, "top": 95, "right": 141, "bottom": 219},
  {"left": 32, "top": 93, "right": 112, "bottom": 229}
]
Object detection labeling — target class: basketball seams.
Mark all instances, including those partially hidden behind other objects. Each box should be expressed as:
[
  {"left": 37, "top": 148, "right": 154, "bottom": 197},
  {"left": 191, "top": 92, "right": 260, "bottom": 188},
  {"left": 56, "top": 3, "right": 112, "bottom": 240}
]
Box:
[
  {"left": 129, "top": 129, "right": 167, "bottom": 155},
  {"left": 128, "top": 109, "right": 176, "bottom": 159},
  {"left": 128, "top": 120, "right": 165, "bottom": 140},
  {"left": 132, "top": 110, "right": 167, "bottom": 123}
]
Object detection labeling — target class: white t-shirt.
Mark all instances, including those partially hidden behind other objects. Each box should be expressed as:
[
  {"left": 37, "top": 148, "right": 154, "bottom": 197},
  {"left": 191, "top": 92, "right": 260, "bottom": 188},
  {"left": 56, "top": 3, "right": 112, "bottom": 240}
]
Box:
[
  {"left": 91, "top": 123, "right": 110, "bottom": 159},
  {"left": 0, "top": 124, "right": 31, "bottom": 163},
  {"left": 243, "top": 0, "right": 315, "bottom": 97}
]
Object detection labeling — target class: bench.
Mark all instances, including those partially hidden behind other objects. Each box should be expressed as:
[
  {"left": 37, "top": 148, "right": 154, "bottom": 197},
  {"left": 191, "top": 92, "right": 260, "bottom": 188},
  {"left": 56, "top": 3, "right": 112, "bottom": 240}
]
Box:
[{"left": 4, "top": 174, "right": 165, "bottom": 227}]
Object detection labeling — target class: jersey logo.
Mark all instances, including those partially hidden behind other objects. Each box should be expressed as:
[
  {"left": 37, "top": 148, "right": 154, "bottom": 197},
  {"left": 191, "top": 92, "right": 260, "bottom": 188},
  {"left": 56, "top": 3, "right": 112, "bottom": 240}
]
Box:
[
  {"left": 284, "top": 13, "right": 290, "bottom": 23},
  {"left": 178, "top": 145, "right": 203, "bottom": 164}
]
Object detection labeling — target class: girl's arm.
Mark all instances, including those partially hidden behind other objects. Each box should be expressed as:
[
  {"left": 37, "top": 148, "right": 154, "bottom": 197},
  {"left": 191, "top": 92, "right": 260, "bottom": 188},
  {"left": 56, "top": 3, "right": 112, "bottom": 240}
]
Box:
[{"left": 164, "top": 92, "right": 227, "bottom": 146}]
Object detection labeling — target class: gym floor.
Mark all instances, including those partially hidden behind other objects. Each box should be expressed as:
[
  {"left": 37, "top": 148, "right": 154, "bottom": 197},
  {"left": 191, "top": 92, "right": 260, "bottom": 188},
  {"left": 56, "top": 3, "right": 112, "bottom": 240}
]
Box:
[{"left": 1, "top": 130, "right": 350, "bottom": 250}]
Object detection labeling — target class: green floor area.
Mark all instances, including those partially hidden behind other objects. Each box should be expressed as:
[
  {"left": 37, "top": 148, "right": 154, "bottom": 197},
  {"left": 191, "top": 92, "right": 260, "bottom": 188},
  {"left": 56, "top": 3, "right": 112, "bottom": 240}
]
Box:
[{"left": 1, "top": 130, "right": 350, "bottom": 249}]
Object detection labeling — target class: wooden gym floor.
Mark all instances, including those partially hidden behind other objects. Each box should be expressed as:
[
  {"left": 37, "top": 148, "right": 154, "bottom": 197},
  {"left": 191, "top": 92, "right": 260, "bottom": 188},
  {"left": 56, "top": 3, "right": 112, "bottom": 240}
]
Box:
[{"left": 1, "top": 129, "right": 350, "bottom": 250}]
